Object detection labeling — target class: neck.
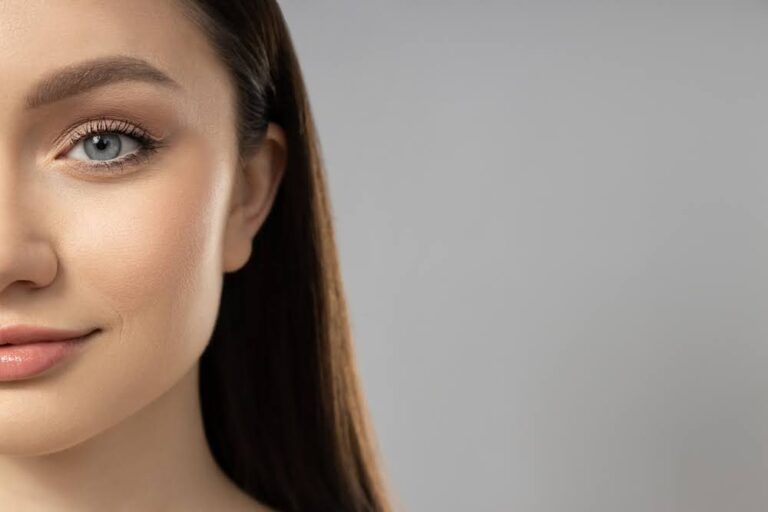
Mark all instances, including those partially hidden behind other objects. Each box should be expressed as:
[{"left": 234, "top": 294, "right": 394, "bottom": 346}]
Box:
[{"left": 0, "top": 361, "right": 253, "bottom": 511}]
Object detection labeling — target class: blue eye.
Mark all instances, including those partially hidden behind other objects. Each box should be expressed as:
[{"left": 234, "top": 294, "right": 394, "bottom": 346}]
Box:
[
  {"left": 61, "top": 118, "right": 163, "bottom": 173},
  {"left": 67, "top": 132, "right": 141, "bottom": 162}
]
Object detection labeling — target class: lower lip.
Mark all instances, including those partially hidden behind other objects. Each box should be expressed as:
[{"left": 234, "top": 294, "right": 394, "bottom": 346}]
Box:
[{"left": 0, "top": 331, "right": 96, "bottom": 382}]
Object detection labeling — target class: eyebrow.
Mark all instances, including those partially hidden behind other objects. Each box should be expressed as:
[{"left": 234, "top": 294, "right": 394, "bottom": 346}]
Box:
[{"left": 24, "top": 55, "right": 181, "bottom": 110}]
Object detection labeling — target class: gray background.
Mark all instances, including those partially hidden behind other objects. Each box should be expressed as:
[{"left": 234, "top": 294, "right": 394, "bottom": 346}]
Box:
[{"left": 281, "top": 2, "right": 768, "bottom": 511}]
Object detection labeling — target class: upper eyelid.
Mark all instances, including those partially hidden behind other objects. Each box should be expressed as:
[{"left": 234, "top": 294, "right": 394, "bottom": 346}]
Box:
[
  {"left": 52, "top": 116, "right": 162, "bottom": 152},
  {"left": 65, "top": 119, "right": 153, "bottom": 147}
]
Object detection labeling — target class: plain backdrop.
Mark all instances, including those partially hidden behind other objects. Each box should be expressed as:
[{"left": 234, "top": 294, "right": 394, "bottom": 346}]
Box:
[{"left": 280, "top": 2, "right": 768, "bottom": 511}]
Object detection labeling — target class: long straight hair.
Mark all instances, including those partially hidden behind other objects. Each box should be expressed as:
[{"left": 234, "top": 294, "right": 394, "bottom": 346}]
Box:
[{"left": 179, "top": 1, "right": 396, "bottom": 511}]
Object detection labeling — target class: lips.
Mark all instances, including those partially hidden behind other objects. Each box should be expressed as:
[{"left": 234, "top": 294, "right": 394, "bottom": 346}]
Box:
[
  {"left": 0, "top": 324, "right": 98, "bottom": 345},
  {"left": 0, "top": 326, "right": 99, "bottom": 381}
]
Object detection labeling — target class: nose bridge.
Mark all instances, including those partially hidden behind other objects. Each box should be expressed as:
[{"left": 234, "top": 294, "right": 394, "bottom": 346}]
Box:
[
  {"left": 0, "top": 160, "right": 57, "bottom": 291},
  {"left": 0, "top": 149, "right": 26, "bottom": 233}
]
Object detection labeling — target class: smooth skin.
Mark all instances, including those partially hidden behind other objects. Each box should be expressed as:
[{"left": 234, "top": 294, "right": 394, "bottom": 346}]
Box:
[{"left": 0, "top": 0, "right": 284, "bottom": 510}]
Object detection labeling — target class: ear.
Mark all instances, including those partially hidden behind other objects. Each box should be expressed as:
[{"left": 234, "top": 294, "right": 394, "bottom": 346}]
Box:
[{"left": 221, "top": 123, "right": 287, "bottom": 273}]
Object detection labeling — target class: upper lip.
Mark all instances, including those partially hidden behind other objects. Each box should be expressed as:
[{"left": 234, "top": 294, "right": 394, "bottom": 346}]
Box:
[{"left": 0, "top": 325, "right": 96, "bottom": 345}]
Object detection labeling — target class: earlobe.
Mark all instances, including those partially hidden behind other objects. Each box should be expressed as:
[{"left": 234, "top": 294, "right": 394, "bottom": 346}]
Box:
[{"left": 222, "top": 123, "right": 287, "bottom": 273}]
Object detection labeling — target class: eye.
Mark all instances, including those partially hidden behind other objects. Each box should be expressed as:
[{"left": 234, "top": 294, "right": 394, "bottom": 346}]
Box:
[
  {"left": 65, "top": 132, "right": 141, "bottom": 163},
  {"left": 59, "top": 118, "right": 163, "bottom": 173}
]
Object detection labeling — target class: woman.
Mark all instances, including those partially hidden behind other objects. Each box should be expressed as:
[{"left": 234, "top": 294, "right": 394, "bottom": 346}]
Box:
[{"left": 0, "top": 0, "right": 395, "bottom": 511}]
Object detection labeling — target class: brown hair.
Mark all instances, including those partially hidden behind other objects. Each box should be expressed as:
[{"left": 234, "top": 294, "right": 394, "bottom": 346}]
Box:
[{"left": 179, "top": 1, "right": 397, "bottom": 511}]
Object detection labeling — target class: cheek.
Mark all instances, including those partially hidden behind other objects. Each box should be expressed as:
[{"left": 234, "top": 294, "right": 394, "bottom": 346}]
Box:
[
  {"left": 79, "top": 170, "right": 222, "bottom": 325},
  {"left": 74, "top": 146, "right": 229, "bottom": 344}
]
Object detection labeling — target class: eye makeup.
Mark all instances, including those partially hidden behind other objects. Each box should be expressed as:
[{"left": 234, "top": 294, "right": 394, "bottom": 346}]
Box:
[{"left": 56, "top": 116, "right": 169, "bottom": 175}]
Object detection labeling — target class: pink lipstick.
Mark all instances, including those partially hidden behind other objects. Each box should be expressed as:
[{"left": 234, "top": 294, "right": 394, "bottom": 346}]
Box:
[{"left": 0, "top": 325, "right": 98, "bottom": 381}]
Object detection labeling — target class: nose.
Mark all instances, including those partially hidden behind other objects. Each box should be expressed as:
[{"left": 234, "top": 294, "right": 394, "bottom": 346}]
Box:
[{"left": 0, "top": 177, "right": 58, "bottom": 295}]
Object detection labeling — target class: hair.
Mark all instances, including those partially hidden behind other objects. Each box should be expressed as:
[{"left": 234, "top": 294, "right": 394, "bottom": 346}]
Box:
[{"left": 176, "top": 1, "right": 397, "bottom": 511}]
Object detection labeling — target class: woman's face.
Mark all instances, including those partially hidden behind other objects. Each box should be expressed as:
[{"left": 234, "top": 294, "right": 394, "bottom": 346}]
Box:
[{"left": 0, "top": 0, "right": 281, "bottom": 454}]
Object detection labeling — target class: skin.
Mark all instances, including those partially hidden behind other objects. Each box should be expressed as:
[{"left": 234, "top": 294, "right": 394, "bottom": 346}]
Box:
[{"left": 0, "top": 0, "right": 285, "bottom": 510}]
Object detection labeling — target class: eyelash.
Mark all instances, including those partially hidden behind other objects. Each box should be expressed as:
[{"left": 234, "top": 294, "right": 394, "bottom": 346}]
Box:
[{"left": 61, "top": 117, "right": 164, "bottom": 174}]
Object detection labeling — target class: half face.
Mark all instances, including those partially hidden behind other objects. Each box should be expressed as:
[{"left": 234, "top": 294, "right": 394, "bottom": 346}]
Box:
[{"left": 0, "top": 0, "right": 269, "bottom": 455}]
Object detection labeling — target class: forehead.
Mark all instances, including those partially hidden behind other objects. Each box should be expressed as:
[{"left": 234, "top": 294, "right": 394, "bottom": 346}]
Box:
[{"left": 0, "top": 0, "right": 233, "bottom": 118}]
